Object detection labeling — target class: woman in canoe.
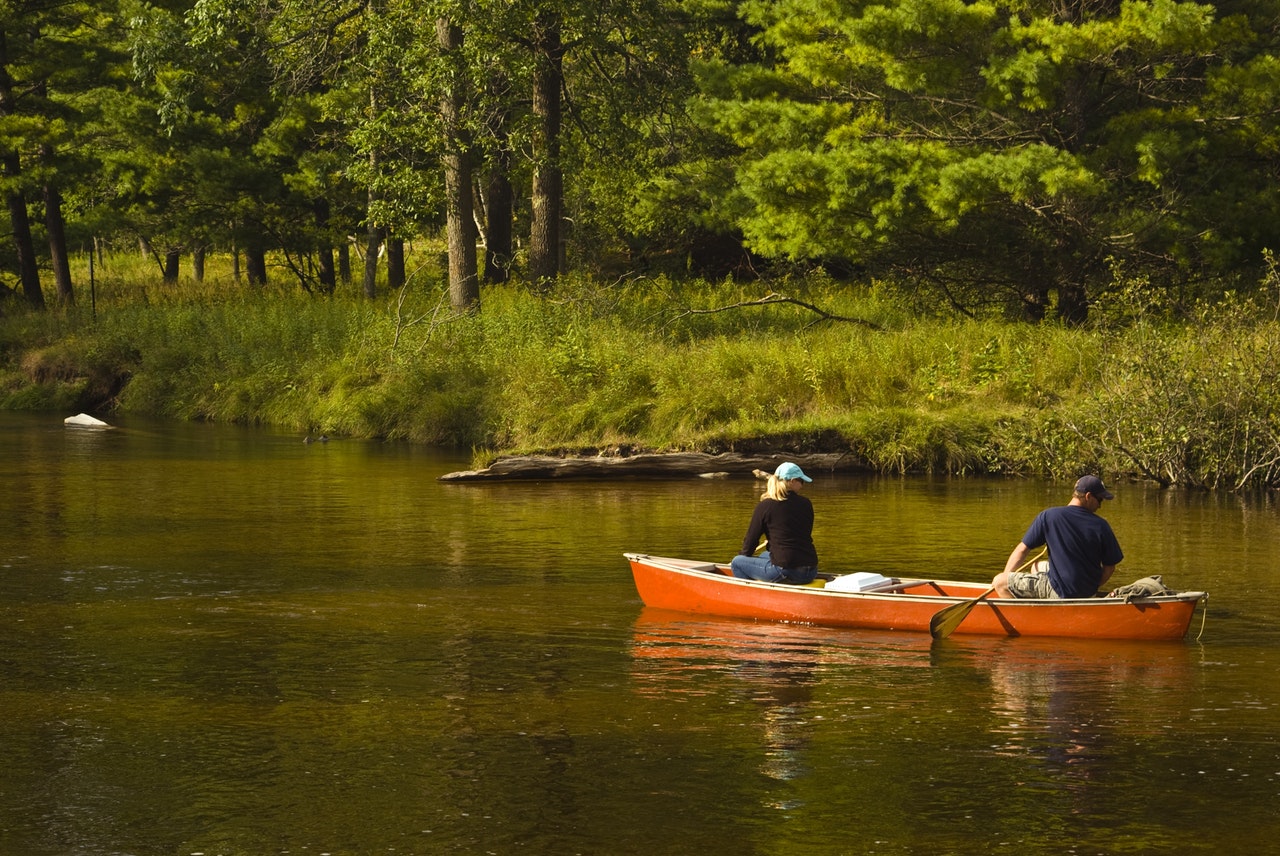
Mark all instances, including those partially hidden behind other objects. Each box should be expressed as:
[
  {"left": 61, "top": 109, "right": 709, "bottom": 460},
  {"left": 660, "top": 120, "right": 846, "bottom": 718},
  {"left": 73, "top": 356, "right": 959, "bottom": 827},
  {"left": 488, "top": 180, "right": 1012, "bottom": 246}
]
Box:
[{"left": 729, "top": 462, "right": 819, "bottom": 584}]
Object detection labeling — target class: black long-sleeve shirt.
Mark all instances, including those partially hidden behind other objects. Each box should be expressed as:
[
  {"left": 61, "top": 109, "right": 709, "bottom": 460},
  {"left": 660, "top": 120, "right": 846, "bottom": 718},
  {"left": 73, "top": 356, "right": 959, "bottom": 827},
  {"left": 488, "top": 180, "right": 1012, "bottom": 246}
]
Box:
[{"left": 738, "top": 495, "right": 818, "bottom": 570}]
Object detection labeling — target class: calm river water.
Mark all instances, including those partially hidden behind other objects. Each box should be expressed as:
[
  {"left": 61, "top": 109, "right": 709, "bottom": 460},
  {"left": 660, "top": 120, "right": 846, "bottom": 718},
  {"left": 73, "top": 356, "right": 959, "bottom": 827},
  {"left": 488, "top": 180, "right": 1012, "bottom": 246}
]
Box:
[{"left": 2, "top": 413, "right": 1278, "bottom": 855}]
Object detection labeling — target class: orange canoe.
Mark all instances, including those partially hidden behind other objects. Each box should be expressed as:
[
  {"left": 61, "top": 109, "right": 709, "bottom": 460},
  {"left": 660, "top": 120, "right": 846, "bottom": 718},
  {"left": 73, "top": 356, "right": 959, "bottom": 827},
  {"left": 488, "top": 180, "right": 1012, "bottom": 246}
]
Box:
[{"left": 624, "top": 553, "right": 1207, "bottom": 641}]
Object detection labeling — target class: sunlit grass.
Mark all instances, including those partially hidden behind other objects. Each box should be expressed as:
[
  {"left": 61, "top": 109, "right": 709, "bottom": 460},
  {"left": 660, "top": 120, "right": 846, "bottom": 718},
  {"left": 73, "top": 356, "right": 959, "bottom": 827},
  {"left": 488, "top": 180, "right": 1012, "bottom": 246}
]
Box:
[{"left": 6, "top": 253, "right": 1280, "bottom": 487}]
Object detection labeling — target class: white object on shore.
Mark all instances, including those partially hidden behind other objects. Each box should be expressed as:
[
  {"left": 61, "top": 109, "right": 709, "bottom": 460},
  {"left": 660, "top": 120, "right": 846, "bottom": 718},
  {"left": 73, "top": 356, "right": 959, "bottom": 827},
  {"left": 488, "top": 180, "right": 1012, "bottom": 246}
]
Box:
[{"left": 64, "top": 413, "right": 110, "bottom": 428}]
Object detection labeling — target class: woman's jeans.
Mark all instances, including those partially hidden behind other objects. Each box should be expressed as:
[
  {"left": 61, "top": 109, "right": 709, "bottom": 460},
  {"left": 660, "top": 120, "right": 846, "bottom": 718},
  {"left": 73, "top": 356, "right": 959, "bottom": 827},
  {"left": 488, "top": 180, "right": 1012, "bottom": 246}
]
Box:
[{"left": 729, "top": 550, "right": 817, "bottom": 584}]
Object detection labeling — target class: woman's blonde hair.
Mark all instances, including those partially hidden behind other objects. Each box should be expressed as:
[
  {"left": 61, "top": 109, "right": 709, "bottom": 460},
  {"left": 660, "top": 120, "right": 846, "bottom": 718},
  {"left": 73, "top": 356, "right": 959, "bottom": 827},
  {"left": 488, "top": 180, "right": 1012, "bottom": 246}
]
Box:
[{"left": 762, "top": 474, "right": 792, "bottom": 501}]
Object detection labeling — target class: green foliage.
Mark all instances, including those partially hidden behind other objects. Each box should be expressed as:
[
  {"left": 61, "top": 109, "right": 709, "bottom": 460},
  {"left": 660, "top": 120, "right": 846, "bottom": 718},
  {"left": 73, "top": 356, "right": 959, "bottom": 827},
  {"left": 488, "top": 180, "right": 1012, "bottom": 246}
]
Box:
[
  {"left": 6, "top": 0, "right": 1280, "bottom": 321},
  {"left": 8, "top": 259, "right": 1280, "bottom": 489},
  {"left": 843, "top": 407, "right": 997, "bottom": 475},
  {"left": 697, "top": 0, "right": 1280, "bottom": 323},
  {"left": 1076, "top": 296, "right": 1280, "bottom": 489}
]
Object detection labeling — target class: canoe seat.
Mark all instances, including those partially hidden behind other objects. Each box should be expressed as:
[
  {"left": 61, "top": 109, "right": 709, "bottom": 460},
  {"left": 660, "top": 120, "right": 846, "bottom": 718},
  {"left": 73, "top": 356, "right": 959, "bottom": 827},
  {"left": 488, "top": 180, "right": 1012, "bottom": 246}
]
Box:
[{"left": 777, "top": 576, "right": 824, "bottom": 586}]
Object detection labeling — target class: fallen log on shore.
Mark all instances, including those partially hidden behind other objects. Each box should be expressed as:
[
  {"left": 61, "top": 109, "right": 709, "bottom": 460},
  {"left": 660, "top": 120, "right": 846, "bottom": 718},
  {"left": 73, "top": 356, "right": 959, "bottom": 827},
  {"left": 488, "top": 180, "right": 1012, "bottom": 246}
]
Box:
[{"left": 438, "top": 451, "right": 863, "bottom": 481}]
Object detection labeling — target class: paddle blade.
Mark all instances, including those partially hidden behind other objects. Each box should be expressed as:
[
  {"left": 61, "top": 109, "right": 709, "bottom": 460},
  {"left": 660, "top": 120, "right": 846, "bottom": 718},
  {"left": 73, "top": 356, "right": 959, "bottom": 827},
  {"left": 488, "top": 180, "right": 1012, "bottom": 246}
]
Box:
[{"left": 929, "top": 587, "right": 995, "bottom": 640}]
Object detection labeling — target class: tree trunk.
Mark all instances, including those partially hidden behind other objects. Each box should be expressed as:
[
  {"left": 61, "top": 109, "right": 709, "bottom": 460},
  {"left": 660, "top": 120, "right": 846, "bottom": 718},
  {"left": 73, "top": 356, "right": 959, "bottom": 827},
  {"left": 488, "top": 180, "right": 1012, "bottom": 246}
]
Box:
[
  {"left": 4, "top": 153, "right": 42, "bottom": 309},
  {"left": 483, "top": 72, "right": 514, "bottom": 285},
  {"left": 528, "top": 11, "right": 563, "bottom": 286},
  {"left": 0, "top": 31, "right": 42, "bottom": 310},
  {"left": 163, "top": 248, "right": 180, "bottom": 283},
  {"left": 484, "top": 164, "right": 514, "bottom": 284},
  {"left": 314, "top": 197, "right": 336, "bottom": 294},
  {"left": 363, "top": 69, "right": 381, "bottom": 303},
  {"left": 386, "top": 236, "right": 405, "bottom": 290},
  {"left": 438, "top": 451, "right": 859, "bottom": 482},
  {"left": 1021, "top": 287, "right": 1048, "bottom": 322},
  {"left": 44, "top": 182, "right": 73, "bottom": 305},
  {"left": 1051, "top": 222, "right": 1090, "bottom": 324},
  {"left": 363, "top": 217, "right": 380, "bottom": 299},
  {"left": 33, "top": 86, "right": 71, "bottom": 305},
  {"left": 1056, "top": 282, "right": 1089, "bottom": 325},
  {"left": 438, "top": 17, "right": 479, "bottom": 310},
  {"left": 246, "top": 246, "right": 268, "bottom": 285},
  {"left": 338, "top": 240, "right": 351, "bottom": 284},
  {"left": 193, "top": 246, "right": 205, "bottom": 282}
]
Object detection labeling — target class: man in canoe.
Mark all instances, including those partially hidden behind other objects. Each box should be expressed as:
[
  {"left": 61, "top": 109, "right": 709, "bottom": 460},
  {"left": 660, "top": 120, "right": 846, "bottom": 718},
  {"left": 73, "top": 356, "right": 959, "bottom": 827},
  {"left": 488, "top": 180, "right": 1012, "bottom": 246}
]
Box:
[
  {"left": 729, "top": 462, "right": 820, "bottom": 584},
  {"left": 993, "top": 474, "right": 1124, "bottom": 599}
]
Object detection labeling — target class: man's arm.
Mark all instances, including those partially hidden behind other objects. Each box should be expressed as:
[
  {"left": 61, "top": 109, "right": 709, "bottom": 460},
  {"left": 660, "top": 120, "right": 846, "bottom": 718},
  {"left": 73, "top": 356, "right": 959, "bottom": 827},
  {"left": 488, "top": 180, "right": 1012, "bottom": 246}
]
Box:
[
  {"left": 1098, "top": 563, "right": 1117, "bottom": 590},
  {"left": 1003, "top": 542, "right": 1031, "bottom": 575}
]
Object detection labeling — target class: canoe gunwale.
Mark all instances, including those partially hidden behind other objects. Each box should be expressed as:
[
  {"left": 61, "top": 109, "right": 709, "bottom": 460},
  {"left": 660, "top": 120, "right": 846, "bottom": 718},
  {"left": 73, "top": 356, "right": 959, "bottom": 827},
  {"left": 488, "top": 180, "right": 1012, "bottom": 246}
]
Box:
[{"left": 623, "top": 552, "right": 1206, "bottom": 607}]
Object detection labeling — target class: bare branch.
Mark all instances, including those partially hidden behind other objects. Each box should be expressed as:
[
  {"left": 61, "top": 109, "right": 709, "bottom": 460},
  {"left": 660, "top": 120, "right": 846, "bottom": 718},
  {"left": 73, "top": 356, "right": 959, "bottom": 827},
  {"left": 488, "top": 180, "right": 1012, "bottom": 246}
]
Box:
[{"left": 673, "top": 292, "right": 882, "bottom": 330}]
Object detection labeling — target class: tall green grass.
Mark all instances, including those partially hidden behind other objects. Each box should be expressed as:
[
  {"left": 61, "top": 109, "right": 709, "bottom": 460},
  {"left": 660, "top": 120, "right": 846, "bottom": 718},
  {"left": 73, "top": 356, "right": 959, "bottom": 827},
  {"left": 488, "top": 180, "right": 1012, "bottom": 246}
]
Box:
[{"left": 5, "top": 254, "right": 1280, "bottom": 488}]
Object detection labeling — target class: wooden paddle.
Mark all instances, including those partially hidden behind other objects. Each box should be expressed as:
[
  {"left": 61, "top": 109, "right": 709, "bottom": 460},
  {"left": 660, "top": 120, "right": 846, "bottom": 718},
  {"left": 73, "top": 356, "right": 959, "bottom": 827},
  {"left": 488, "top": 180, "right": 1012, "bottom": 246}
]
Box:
[
  {"left": 928, "top": 586, "right": 996, "bottom": 640},
  {"left": 929, "top": 547, "right": 1047, "bottom": 640}
]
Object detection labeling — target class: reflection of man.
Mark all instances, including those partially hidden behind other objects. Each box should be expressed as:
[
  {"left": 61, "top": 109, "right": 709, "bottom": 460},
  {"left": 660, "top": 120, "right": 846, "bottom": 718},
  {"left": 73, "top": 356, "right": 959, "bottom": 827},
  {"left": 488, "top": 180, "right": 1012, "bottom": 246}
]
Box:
[{"left": 993, "top": 475, "right": 1123, "bottom": 599}]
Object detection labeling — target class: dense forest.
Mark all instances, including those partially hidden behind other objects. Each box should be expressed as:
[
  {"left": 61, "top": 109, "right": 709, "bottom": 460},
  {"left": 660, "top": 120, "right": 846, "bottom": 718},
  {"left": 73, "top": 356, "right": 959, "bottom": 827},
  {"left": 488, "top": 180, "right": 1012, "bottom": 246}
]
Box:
[
  {"left": 7, "top": 0, "right": 1280, "bottom": 491},
  {"left": 4, "top": 0, "right": 1280, "bottom": 320}
]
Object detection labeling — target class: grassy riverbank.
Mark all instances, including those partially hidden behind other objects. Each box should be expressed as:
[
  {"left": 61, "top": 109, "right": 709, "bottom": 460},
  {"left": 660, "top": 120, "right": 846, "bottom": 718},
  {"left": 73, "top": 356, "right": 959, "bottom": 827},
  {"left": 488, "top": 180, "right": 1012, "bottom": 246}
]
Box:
[{"left": 5, "top": 252, "right": 1280, "bottom": 489}]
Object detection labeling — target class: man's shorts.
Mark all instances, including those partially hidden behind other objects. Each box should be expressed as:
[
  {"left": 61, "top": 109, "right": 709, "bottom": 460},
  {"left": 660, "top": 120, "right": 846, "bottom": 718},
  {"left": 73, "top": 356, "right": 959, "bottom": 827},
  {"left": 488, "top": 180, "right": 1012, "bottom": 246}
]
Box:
[{"left": 1005, "top": 569, "right": 1060, "bottom": 599}]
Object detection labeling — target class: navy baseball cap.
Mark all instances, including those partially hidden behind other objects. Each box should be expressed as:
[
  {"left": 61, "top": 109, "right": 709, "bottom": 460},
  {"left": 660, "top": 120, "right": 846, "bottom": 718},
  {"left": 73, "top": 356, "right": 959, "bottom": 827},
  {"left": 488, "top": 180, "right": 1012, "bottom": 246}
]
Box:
[{"left": 1075, "top": 474, "right": 1114, "bottom": 500}]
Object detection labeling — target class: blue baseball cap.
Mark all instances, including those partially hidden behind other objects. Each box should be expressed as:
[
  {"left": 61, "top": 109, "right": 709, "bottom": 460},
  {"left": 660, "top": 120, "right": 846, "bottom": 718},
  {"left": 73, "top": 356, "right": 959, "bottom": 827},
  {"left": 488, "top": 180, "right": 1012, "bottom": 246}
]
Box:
[{"left": 775, "top": 462, "right": 812, "bottom": 482}]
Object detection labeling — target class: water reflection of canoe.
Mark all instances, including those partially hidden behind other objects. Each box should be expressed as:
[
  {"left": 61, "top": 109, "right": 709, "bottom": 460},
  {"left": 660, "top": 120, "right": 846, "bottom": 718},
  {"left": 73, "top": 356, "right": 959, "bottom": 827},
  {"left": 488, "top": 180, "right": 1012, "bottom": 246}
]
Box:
[
  {"left": 624, "top": 553, "right": 1208, "bottom": 641},
  {"left": 630, "top": 607, "right": 935, "bottom": 666}
]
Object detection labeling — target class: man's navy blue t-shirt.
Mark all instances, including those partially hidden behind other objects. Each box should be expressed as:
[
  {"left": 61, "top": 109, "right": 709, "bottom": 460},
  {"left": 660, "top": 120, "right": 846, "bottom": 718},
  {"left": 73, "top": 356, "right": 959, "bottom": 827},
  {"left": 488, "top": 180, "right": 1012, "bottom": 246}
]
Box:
[{"left": 1021, "top": 505, "right": 1123, "bottom": 598}]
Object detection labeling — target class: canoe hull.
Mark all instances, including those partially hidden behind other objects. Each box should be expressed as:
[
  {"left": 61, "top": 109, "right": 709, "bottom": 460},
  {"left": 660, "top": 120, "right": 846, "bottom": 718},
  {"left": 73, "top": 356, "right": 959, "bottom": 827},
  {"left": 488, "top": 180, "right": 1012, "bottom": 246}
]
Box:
[{"left": 625, "top": 554, "right": 1206, "bottom": 641}]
